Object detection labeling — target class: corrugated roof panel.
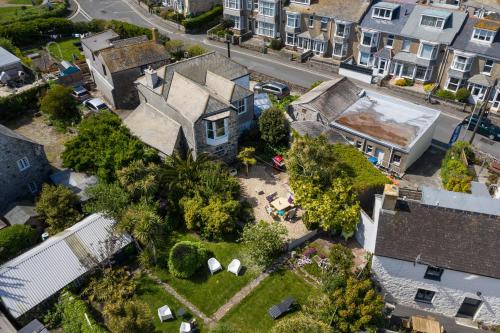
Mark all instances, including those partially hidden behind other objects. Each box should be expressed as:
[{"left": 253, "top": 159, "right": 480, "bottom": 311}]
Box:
[{"left": 0, "top": 214, "right": 132, "bottom": 318}]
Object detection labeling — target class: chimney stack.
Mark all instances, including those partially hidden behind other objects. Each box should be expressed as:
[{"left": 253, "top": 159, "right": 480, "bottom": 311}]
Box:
[
  {"left": 151, "top": 27, "right": 159, "bottom": 43},
  {"left": 382, "top": 184, "right": 399, "bottom": 211},
  {"left": 144, "top": 66, "right": 158, "bottom": 89}
]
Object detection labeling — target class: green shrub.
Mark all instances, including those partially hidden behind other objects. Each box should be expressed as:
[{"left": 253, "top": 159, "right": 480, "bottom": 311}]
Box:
[
  {"left": 258, "top": 107, "right": 290, "bottom": 147},
  {"left": 168, "top": 241, "right": 208, "bottom": 278},
  {"left": 440, "top": 141, "right": 474, "bottom": 192},
  {"left": 269, "top": 38, "right": 283, "bottom": 50},
  {"left": 309, "top": 80, "right": 323, "bottom": 91},
  {"left": 0, "top": 84, "right": 48, "bottom": 123},
  {"left": 59, "top": 291, "right": 107, "bottom": 333},
  {"left": 187, "top": 44, "right": 208, "bottom": 57},
  {"left": 0, "top": 225, "right": 38, "bottom": 263},
  {"left": 394, "top": 78, "right": 413, "bottom": 86},
  {"left": 40, "top": 84, "right": 80, "bottom": 129},
  {"left": 455, "top": 87, "right": 470, "bottom": 103},
  {"left": 435, "top": 89, "right": 455, "bottom": 100},
  {"left": 182, "top": 5, "right": 222, "bottom": 31},
  {"left": 423, "top": 83, "right": 435, "bottom": 92}
]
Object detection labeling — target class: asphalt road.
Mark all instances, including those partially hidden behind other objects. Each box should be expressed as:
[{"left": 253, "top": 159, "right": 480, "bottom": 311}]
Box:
[{"left": 69, "top": 0, "right": 500, "bottom": 158}]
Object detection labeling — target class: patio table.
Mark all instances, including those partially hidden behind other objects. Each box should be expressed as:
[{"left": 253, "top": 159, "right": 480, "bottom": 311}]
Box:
[{"left": 271, "top": 197, "right": 290, "bottom": 211}]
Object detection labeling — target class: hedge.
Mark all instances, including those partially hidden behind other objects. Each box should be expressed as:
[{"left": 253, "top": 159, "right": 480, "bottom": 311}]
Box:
[
  {"left": 168, "top": 241, "right": 208, "bottom": 278},
  {"left": 0, "top": 225, "right": 38, "bottom": 263},
  {"left": 0, "top": 84, "right": 48, "bottom": 123},
  {"left": 182, "top": 5, "right": 223, "bottom": 31}
]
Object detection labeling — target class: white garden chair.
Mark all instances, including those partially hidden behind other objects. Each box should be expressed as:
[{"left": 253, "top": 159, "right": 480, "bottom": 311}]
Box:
[
  {"left": 179, "top": 322, "right": 191, "bottom": 333},
  {"left": 208, "top": 257, "right": 222, "bottom": 275},
  {"left": 228, "top": 259, "right": 242, "bottom": 276},
  {"left": 157, "top": 305, "right": 173, "bottom": 322}
]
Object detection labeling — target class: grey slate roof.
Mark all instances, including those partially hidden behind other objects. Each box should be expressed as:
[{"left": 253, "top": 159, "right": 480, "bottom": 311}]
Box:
[
  {"left": 17, "top": 320, "right": 49, "bottom": 333},
  {"left": 374, "top": 47, "right": 393, "bottom": 59},
  {"left": 290, "top": 121, "right": 347, "bottom": 144},
  {"left": 124, "top": 104, "right": 181, "bottom": 156},
  {"left": 468, "top": 73, "right": 495, "bottom": 86},
  {"left": 360, "top": 1, "right": 415, "bottom": 35},
  {"left": 284, "top": 0, "right": 371, "bottom": 23},
  {"left": 400, "top": 5, "right": 467, "bottom": 45},
  {"left": 421, "top": 185, "right": 500, "bottom": 215},
  {"left": 0, "top": 214, "right": 132, "bottom": 318},
  {"left": 0, "top": 124, "right": 36, "bottom": 144},
  {"left": 375, "top": 199, "right": 500, "bottom": 279},
  {"left": 450, "top": 16, "right": 500, "bottom": 60},
  {"left": 81, "top": 30, "right": 119, "bottom": 52},
  {"left": 0, "top": 47, "right": 21, "bottom": 68},
  {"left": 160, "top": 52, "right": 248, "bottom": 98}
]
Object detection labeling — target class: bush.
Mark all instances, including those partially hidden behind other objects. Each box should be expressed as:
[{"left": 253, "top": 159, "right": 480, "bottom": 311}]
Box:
[
  {"left": 258, "top": 107, "right": 289, "bottom": 147},
  {"left": 435, "top": 89, "right": 455, "bottom": 100},
  {"left": 440, "top": 141, "right": 474, "bottom": 192},
  {"left": 187, "top": 44, "right": 208, "bottom": 57},
  {"left": 394, "top": 78, "right": 413, "bottom": 86},
  {"left": 36, "top": 184, "right": 82, "bottom": 234},
  {"left": 0, "top": 225, "right": 38, "bottom": 263},
  {"left": 455, "top": 87, "right": 471, "bottom": 103},
  {"left": 40, "top": 84, "right": 80, "bottom": 129},
  {"left": 182, "top": 5, "right": 222, "bottom": 31},
  {"left": 0, "top": 84, "right": 48, "bottom": 123},
  {"left": 59, "top": 291, "right": 107, "bottom": 333},
  {"left": 423, "top": 83, "right": 435, "bottom": 92},
  {"left": 269, "top": 38, "right": 283, "bottom": 50},
  {"left": 168, "top": 241, "right": 208, "bottom": 278},
  {"left": 241, "top": 221, "right": 287, "bottom": 268}
]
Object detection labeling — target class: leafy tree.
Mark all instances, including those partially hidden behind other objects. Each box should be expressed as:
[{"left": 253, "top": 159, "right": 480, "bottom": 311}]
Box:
[
  {"left": 0, "top": 225, "right": 38, "bottom": 263},
  {"left": 187, "top": 44, "right": 208, "bottom": 57},
  {"left": 201, "top": 197, "right": 240, "bottom": 240},
  {"left": 118, "top": 200, "right": 162, "bottom": 263},
  {"left": 180, "top": 194, "right": 205, "bottom": 230},
  {"left": 84, "top": 181, "right": 131, "bottom": 221},
  {"left": 328, "top": 244, "right": 354, "bottom": 274},
  {"left": 40, "top": 84, "right": 80, "bottom": 128},
  {"left": 84, "top": 268, "right": 136, "bottom": 304},
  {"left": 440, "top": 141, "right": 474, "bottom": 193},
  {"left": 271, "top": 313, "right": 332, "bottom": 333},
  {"left": 116, "top": 160, "right": 159, "bottom": 200},
  {"left": 241, "top": 220, "right": 287, "bottom": 268},
  {"left": 59, "top": 291, "right": 107, "bottom": 333},
  {"left": 294, "top": 179, "right": 360, "bottom": 237},
  {"left": 104, "top": 299, "right": 154, "bottom": 333},
  {"left": 62, "top": 111, "right": 157, "bottom": 181},
  {"left": 35, "top": 184, "right": 82, "bottom": 234},
  {"left": 165, "top": 39, "right": 185, "bottom": 59},
  {"left": 329, "top": 277, "right": 384, "bottom": 333},
  {"left": 237, "top": 147, "right": 257, "bottom": 175},
  {"left": 258, "top": 107, "right": 290, "bottom": 147},
  {"left": 168, "top": 241, "right": 208, "bottom": 278}
]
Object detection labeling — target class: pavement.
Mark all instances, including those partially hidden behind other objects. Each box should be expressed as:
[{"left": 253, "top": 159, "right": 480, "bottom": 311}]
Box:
[{"left": 68, "top": 0, "right": 500, "bottom": 158}]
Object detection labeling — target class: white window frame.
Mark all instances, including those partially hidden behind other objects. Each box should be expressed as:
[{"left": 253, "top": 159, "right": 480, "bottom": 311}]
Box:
[
  {"left": 17, "top": 157, "right": 30, "bottom": 171},
  {"left": 258, "top": 1, "right": 274, "bottom": 16},
  {"left": 472, "top": 28, "right": 495, "bottom": 44},
  {"left": 228, "top": 15, "right": 241, "bottom": 29},
  {"left": 445, "top": 77, "right": 462, "bottom": 92},
  {"left": 451, "top": 54, "right": 473, "bottom": 72},
  {"left": 358, "top": 51, "right": 372, "bottom": 66},
  {"left": 335, "top": 23, "right": 350, "bottom": 38},
  {"left": 224, "top": 0, "right": 240, "bottom": 10},
  {"left": 468, "top": 83, "right": 487, "bottom": 101},
  {"left": 417, "top": 42, "right": 438, "bottom": 60},
  {"left": 313, "top": 40, "right": 326, "bottom": 54},
  {"left": 414, "top": 65, "right": 433, "bottom": 81},
  {"left": 420, "top": 15, "right": 445, "bottom": 29},
  {"left": 372, "top": 7, "right": 393, "bottom": 20},
  {"left": 361, "top": 31, "right": 378, "bottom": 47},
  {"left": 402, "top": 39, "right": 411, "bottom": 51},
  {"left": 308, "top": 15, "right": 314, "bottom": 28},
  {"left": 391, "top": 153, "right": 402, "bottom": 166},
  {"left": 291, "top": 0, "right": 310, "bottom": 4},
  {"left": 28, "top": 182, "right": 38, "bottom": 194},
  {"left": 386, "top": 34, "right": 394, "bottom": 48},
  {"left": 333, "top": 42, "right": 348, "bottom": 57},
  {"left": 246, "top": 0, "right": 252, "bottom": 10},
  {"left": 257, "top": 21, "right": 275, "bottom": 37},
  {"left": 234, "top": 98, "right": 247, "bottom": 114},
  {"left": 320, "top": 17, "right": 329, "bottom": 31},
  {"left": 286, "top": 32, "right": 297, "bottom": 46},
  {"left": 286, "top": 13, "right": 299, "bottom": 28},
  {"left": 206, "top": 118, "right": 229, "bottom": 145},
  {"left": 366, "top": 145, "right": 373, "bottom": 154},
  {"left": 482, "top": 59, "right": 494, "bottom": 75}
]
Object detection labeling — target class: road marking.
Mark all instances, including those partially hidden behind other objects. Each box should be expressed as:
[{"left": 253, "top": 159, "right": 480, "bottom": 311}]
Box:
[
  {"left": 118, "top": 0, "right": 175, "bottom": 34},
  {"left": 70, "top": 0, "right": 93, "bottom": 21}
]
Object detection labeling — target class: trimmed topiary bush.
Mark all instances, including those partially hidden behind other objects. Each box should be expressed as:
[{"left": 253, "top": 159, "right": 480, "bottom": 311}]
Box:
[
  {"left": 0, "top": 225, "right": 38, "bottom": 263},
  {"left": 455, "top": 87, "right": 471, "bottom": 103},
  {"left": 168, "top": 241, "right": 208, "bottom": 278}
]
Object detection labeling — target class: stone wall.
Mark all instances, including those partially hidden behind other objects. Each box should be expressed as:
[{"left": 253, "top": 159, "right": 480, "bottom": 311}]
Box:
[
  {"left": 372, "top": 255, "right": 500, "bottom": 325},
  {"left": 0, "top": 136, "right": 51, "bottom": 213}
]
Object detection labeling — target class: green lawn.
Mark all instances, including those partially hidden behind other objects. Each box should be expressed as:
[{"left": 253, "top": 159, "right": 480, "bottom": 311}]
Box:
[
  {"left": 0, "top": 4, "right": 57, "bottom": 24},
  {"left": 135, "top": 274, "right": 205, "bottom": 333},
  {"left": 7, "top": 0, "right": 34, "bottom": 4},
  {"left": 46, "top": 38, "right": 83, "bottom": 62},
  {"left": 220, "top": 270, "right": 314, "bottom": 333},
  {"left": 153, "top": 232, "right": 258, "bottom": 316}
]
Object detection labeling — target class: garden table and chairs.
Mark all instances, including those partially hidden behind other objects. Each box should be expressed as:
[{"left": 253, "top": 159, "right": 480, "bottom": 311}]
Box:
[{"left": 208, "top": 257, "right": 222, "bottom": 275}]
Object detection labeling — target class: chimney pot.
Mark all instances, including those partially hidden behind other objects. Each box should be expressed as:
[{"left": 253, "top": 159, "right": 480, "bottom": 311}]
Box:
[
  {"left": 144, "top": 66, "right": 158, "bottom": 89},
  {"left": 382, "top": 184, "right": 399, "bottom": 211}
]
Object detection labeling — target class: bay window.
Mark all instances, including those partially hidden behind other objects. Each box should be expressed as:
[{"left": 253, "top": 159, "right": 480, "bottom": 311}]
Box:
[
  {"left": 415, "top": 66, "right": 432, "bottom": 81},
  {"left": 225, "top": 0, "right": 240, "bottom": 9},
  {"left": 418, "top": 42, "right": 438, "bottom": 60},
  {"left": 361, "top": 31, "right": 378, "bottom": 47},
  {"left": 313, "top": 40, "right": 326, "bottom": 54},
  {"left": 287, "top": 13, "right": 299, "bottom": 28},
  {"left": 234, "top": 99, "right": 247, "bottom": 114},
  {"left": 451, "top": 54, "right": 472, "bottom": 72},
  {"left": 257, "top": 21, "right": 275, "bottom": 37},
  {"left": 333, "top": 42, "right": 347, "bottom": 57},
  {"left": 401, "top": 64, "right": 415, "bottom": 78},
  {"left": 246, "top": 0, "right": 252, "bottom": 10},
  {"left": 259, "top": 1, "right": 274, "bottom": 16},
  {"left": 420, "top": 15, "right": 445, "bottom": 29},
  {"left": 446, "top": 77, "right": 462, "bottom": 91},
  {"left": 228, "top": 15, "right": 241, "bottom": 29},
  {"left": 359, "top": 52, "right": 372, "bottom": 66},
  {"left": 206, "top": 118, "right": 228, "bottom": 144},
  {"left": 472, "top": 28, "right": 495, "bottom": 43},
  {"left": 286, "top": 33, "right": 297, "bottom": 46}
]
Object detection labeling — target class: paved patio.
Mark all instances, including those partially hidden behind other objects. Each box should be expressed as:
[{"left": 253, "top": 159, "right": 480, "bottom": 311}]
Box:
[{"left": 238, "top": 164, "right": 309, "bottom": 241}]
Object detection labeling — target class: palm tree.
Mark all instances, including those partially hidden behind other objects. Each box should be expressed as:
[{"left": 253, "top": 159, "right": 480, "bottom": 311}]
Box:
[
  {"left": 161, "top": 149, "right": 211, "bottom": 192},
  {"left": 133, "top": 212, "right": 161, "bottom": 264}
]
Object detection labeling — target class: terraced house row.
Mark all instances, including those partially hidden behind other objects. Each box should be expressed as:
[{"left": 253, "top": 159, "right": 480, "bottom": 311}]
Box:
[{"left": 223, "top": 0, "right": 500, "bottom": 113}]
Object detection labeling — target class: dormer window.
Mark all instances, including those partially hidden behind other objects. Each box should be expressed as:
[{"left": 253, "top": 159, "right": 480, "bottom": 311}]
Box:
[
  {"left": 471, "top": 28, "right": 496, "bottom": 43},
  {"left": 420, "top": 15, "right": 445, "bottom": 29},
  {"left": 373, "top": 7, "right": 393, "bottom": 20}
]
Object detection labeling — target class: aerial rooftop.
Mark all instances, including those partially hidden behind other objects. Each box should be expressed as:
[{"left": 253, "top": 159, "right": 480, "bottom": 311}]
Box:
[
  {"left": 331, "top": 90, "right": 440, "bottom": 150},
  {"left": 80, "top": 30, "right": 120, "bottom": 52},
  {"left": 285, "top": 0, "right": 371, "bottom": 23}
]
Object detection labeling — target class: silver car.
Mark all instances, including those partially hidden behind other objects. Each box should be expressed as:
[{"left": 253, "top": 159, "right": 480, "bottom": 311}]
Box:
[{"left": 83, "top": 98, "right": 108, "bottom": 112}]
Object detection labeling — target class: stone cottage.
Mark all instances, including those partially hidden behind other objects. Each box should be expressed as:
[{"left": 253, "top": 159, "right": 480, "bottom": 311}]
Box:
[
  {"left": 124, "top": 52, "right": 254, "bottom": 163},
  {"left": 0, "top": 125, "right": 51, "bottom": 213},
  {"left": 81, "top": 29, "right": 169, "bottom": 109}
]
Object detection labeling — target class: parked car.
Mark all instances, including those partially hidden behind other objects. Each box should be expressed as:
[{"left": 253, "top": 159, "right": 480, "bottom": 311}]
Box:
[
  {"left": 254, "top": 82, "right": 290, "bottom": 98},
  {"left": 83, "top": 98, "right": 108, "bottom": 112},
  {"left": 461, "top": 115, "right": 500, "bottom": 141},
  {"left": 71, "top": 86, "right": 90, "bottom": 102}
]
